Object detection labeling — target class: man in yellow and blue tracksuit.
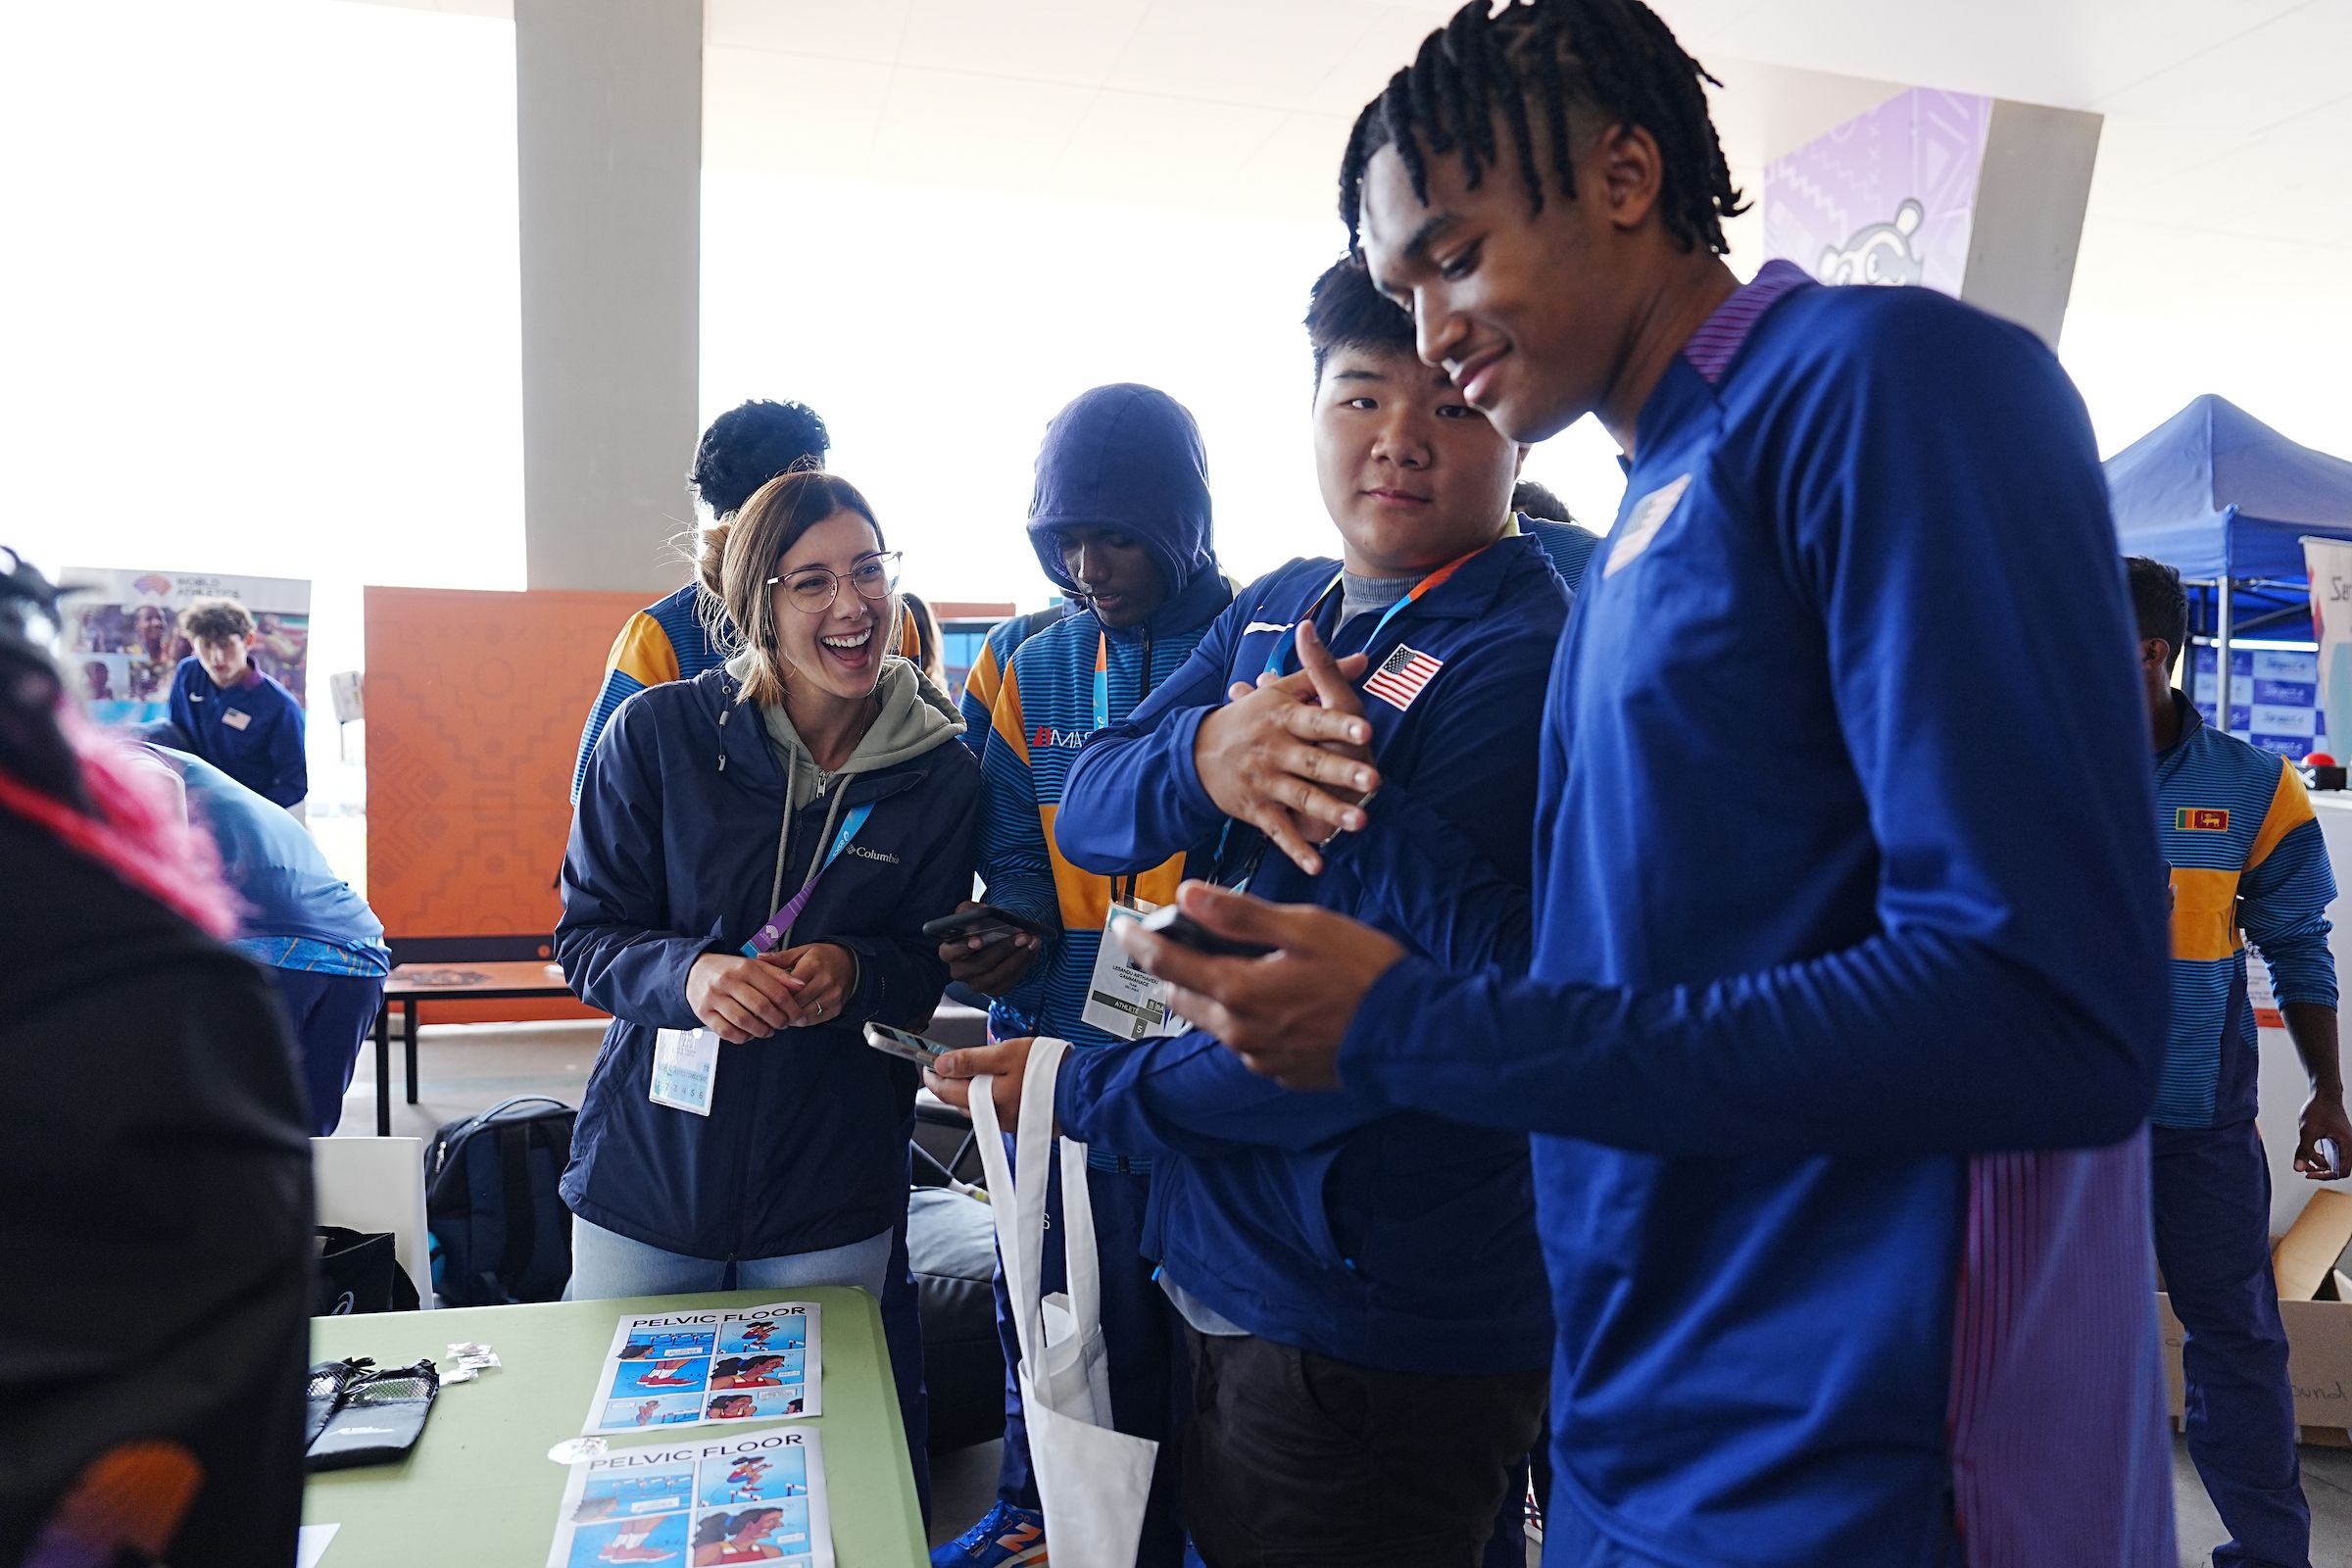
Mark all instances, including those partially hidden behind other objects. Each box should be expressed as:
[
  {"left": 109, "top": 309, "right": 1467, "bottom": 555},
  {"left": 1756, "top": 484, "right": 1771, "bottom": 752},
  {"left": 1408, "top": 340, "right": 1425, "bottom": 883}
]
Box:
[
  {"left": 573, "top": 399, "right": 924, "bottom": 804},
  {"left": 931, "top": 384, "right": 1231, "bottom": 1568},
  {"left": 2131, "top": 556, "right": 2352, "bottom": 1568}
]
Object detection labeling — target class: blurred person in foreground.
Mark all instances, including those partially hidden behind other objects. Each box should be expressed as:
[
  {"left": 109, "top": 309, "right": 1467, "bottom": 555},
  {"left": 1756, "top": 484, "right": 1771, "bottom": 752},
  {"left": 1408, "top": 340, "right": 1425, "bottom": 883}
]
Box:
[{"left": 0, "top": 549, "right": 310, "bottom": 1567}]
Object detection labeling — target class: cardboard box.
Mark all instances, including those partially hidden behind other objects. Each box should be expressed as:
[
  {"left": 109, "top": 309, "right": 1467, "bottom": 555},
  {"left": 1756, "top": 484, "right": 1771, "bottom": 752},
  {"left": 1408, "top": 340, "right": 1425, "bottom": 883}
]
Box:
[{"left": 2157, "top": 1188, "right": 2352, "bottom": 1444}]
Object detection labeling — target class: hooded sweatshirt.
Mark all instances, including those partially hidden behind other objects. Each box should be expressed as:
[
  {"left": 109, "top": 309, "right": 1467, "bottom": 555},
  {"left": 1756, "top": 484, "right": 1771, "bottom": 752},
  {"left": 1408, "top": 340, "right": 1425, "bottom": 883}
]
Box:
[
  {"left": 558, "top": 656, "right": 980, "bottom": 1260},
  {"left": 972, "top": 386, "right": 1231, "bottom": 1112}
]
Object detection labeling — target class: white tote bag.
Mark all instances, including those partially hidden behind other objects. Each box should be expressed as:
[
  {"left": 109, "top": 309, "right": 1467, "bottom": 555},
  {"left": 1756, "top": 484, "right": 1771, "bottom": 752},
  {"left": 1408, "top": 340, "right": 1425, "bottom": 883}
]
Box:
[{"left": 973, "top": 1037, "right": 1158, "bottom": 1567}]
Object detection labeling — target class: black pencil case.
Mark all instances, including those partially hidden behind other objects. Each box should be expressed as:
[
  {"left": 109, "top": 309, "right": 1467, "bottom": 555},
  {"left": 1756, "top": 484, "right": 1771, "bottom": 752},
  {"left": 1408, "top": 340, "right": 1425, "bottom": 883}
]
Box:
[
  {"left": 306, "top": 1357, "right": 375, "bottom": 1447},
  {"left": 305, "top": 1358, "right": 440, "bottom": 1471}
]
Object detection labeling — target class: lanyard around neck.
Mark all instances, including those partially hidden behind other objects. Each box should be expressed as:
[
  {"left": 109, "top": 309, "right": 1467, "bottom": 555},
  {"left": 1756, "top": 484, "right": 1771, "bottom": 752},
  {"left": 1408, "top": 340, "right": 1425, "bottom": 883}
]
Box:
[
  {"left": 741, "top": 802, "right": 874, "bottom": 956},
  {"left": 1218, "top": 548, "right": 1486, "bottom": 891},
  {"left": 1260, "top": 548, "right": 1482, "bottom": 680},
  {"left": 1093, "top": 632, "right": 1111, "bottom": 733}
]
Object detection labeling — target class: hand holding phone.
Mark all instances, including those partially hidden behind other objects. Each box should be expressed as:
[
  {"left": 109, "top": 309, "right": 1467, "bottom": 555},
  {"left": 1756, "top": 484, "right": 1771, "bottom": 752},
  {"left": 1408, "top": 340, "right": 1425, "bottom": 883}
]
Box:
[
  {"left": 1133, "top": 902, "right": 1274, "bottom": 959},
  {"left": 922, "top": 904, "right": 1053, "bottom": 946},
  {"left": 928, "top": 901, "right": 1049, "bottom": 996},
  {"left": 864, "top": 1021, "right": 951, "bottom": 1067}
]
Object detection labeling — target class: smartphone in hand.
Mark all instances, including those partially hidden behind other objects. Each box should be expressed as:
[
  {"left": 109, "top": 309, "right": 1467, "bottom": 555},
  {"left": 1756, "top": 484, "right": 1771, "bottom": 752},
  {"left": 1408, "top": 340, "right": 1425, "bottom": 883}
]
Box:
[
  {"left": 1135, "top": 902, "right": 1274, "bottom": 959},
  {"left": 922, "top": 905, "right": 1054, "bottom": 948},
  {"left": 864, "top": 1021, "right": 952, "bottom": 1067}
]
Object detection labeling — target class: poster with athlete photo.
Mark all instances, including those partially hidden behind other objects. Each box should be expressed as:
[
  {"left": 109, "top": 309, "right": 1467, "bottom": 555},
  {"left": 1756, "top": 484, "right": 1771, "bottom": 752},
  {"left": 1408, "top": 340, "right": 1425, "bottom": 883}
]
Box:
[
  {"left": 546, "top": 1428, "right": 832, "bottom": 1568},
  {"left": 57, "top": 566, "right": 312, "bottom": 725},
  {"left": 584, "top": 1302, "right": 820, "bottom": 1436}
]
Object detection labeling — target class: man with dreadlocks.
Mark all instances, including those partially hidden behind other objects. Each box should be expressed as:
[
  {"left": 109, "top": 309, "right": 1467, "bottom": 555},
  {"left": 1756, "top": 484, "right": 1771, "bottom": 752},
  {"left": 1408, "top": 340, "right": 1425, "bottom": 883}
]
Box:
[{"left": 1115, "top": 2, "right": 2178, "bottom": 1564}]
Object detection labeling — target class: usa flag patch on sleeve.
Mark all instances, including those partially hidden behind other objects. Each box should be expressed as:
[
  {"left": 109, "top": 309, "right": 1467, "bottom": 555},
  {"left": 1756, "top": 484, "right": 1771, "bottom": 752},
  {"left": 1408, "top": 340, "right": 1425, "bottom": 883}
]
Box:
[{"left": 1364, "top": 644, "right": 1445, "bottom": 711}]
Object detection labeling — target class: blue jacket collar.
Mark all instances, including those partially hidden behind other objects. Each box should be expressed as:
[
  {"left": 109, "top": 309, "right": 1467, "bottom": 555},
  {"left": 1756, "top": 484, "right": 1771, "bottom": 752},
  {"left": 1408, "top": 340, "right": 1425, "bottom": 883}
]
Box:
[
  {"left": 1282, "top": 532, "right": 1546, "bottom": 624},
  {"left": 2158, "top": 687, "right": 2204, "bottom": 762}
]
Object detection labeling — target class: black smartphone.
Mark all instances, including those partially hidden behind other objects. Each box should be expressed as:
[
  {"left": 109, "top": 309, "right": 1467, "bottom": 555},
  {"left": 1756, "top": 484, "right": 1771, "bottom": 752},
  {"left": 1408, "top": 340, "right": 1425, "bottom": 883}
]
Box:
[
  {"left": 1135, "top": 902, "right": 1274, "bottom": 959},
  {"left": 864, "top": 1021, "right": 952, "bottom": 1067},
  {"left": 922, "top": 905, "right": 1054, "bottom": 947}
]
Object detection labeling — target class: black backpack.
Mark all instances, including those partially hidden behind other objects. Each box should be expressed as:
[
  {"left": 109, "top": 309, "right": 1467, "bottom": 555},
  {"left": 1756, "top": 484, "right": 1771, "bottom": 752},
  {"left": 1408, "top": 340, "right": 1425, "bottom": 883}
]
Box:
[{"left": 423, "top": 1097, "right": 575, "bottom": 1306}]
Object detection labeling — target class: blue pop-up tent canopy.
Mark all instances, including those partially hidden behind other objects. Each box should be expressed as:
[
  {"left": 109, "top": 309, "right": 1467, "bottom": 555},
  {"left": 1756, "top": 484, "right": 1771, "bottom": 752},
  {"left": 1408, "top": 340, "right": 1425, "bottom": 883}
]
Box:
[
  {"left": 2107, "top": 393, "right": 2352, "bottom": 709},
  {"left": 2108, "top": 393, "right": 2352, "bottom": 605}
]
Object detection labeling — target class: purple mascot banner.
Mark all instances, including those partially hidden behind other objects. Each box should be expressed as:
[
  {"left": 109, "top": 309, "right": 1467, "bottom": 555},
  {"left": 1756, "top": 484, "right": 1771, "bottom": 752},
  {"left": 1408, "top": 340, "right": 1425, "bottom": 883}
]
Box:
[{"left": 1764, "top": 87, "right": 1993, "bottom": 295}]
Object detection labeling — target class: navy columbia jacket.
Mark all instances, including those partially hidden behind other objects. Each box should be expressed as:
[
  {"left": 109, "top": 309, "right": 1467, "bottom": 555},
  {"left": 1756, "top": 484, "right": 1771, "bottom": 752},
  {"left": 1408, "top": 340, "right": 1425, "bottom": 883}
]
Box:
[
  {"left": 558, "top": 664, "right": 980, "bottom": 1260},
  {"left": 1051, "top": 535, "right": 1564, "bottom": 1374}
]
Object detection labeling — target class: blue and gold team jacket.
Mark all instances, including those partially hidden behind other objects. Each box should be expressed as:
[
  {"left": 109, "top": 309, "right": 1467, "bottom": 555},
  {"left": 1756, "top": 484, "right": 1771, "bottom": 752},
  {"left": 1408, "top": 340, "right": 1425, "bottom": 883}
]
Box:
[{"left": 2156, "top": 690, "right": 2336, "bottom": 1128}]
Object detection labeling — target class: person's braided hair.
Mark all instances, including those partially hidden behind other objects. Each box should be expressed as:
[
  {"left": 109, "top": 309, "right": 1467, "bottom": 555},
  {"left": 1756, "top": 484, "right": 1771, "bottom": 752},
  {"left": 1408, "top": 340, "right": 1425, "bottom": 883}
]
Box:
[{"left": 1339, "top": 0, "right": 1746, "bottom": 258}]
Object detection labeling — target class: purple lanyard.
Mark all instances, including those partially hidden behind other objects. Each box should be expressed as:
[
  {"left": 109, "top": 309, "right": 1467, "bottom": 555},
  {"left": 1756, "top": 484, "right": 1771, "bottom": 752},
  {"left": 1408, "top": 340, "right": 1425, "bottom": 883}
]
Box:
[{"left": 739, "top": 802, "right": 874, "bottom": 956}]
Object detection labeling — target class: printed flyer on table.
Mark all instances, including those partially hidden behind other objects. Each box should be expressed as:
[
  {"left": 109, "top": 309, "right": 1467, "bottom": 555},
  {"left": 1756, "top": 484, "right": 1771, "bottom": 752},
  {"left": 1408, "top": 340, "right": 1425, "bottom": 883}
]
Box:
[
  {"left": 548, "top": 1428, "right": 833, "bottom": 1568},
  {"left": 584, "top": 1301, "right": 821, "bottom": 1436}
]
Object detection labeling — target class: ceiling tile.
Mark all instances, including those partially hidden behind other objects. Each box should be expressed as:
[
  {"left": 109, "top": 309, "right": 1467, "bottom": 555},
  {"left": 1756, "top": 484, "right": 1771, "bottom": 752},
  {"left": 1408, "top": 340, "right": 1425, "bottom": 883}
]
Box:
[
  {"left": 705, "top": 0, "right": 912, "bottom": 65},
  {"left": 2092, "top": 0, "right": 2352, "bottom": 130},
  {"left": 1706, "top": 0, "right": 2313, "bottom": 111},
  {"left": 1068, "top": 88, "right": 1290, "bottom": 168},
  {"left": 1102, "top": 0, "right": 1380, "bottom": 109},
  {"left": 1291, "top": 4, "right": 1448, "bottom": 116},
  {"left": 2084, "top": 112, "right": 2239, "bottom": 199},
  {"left": 867, "top": 65, "right": 1098, "bottom": 169},
  {"left": 1249, "top": 110, "right": 1355, "bottom": 179},
  {"left": 2254, "top": 84, "right": 2352, "bottom": 144},
  {"left": 896, "top": 0, "right": 1151, "bottom": 85},
  {"left": 704, "top": 45, "right": 892, "bottom": 172}
]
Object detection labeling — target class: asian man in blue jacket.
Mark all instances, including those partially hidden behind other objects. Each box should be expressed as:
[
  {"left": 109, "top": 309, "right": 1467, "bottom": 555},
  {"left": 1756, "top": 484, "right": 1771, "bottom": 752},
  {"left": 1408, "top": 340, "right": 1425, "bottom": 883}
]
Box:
[{"left": 930, "top": 258, "right": 1565, "bottom": 1567}]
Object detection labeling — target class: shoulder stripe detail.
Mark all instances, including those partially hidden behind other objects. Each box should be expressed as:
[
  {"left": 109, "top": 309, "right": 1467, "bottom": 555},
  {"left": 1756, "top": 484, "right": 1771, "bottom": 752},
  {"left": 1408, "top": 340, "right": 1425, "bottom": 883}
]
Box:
[
  {"left": 2247, "top": 759, "right": 2317, "bottom": 872},
  {"left": 1681, "top": 259, "right": 1814, "bottom": 385},
  {"left": 609, "top": 612, "right": 683, "bottom": 690},
  {"left": 992, "top": 662, "right": 1031, "bottom": 768}
]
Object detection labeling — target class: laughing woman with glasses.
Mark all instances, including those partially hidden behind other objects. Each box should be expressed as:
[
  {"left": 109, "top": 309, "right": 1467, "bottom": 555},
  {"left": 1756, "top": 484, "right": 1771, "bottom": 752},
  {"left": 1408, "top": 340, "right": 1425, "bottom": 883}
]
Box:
[{"left": 558, "top": 470, "right": 980, "bottom": 1314}]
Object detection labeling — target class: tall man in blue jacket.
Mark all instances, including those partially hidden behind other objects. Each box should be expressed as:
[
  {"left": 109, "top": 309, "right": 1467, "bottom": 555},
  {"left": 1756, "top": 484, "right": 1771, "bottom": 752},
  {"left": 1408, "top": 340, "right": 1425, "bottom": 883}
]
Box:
[
  {"left": 931, "top": 259, "right": 1563, "bottom": 1566},
  {"left": 1112, "top": 3, "right": 2179, "bottom": 1563},
  {"left": 2132, "top": 556, "right": 2348, "bottom": 1568},
  {"left": 931, "top": 385, "right": 1231, "bottom": 1568}
]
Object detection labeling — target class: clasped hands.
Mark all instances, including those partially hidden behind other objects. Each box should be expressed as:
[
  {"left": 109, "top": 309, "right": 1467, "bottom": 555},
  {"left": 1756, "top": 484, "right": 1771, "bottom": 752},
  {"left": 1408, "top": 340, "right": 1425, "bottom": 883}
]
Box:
[{"left": 685, "top": 943, "right": 855, "bottom": 1043}]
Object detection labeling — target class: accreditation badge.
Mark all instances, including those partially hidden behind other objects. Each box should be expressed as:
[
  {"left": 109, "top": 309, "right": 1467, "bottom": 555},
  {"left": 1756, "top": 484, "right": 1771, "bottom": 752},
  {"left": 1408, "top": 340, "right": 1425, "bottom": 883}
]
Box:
[
  {"left": 649, "top": 1026, "right": 720, "bottom": 1116},
  {"left": 1082, "top": 902, "right": 1189, "bottom": 1041}
]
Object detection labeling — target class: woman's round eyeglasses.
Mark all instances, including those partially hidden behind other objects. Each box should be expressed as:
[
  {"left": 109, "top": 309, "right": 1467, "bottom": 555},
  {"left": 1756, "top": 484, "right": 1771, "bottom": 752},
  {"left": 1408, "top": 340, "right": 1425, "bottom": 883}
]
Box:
[{"left": 767, "top": 552, "right": 902, "bottom": 613}]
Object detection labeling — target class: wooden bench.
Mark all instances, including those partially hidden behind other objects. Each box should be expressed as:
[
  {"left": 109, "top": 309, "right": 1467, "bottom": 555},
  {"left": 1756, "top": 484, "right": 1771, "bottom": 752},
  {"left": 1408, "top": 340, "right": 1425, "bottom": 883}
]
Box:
[{"left": 368, "top": 957, "right": 575, "bottom": 1136}]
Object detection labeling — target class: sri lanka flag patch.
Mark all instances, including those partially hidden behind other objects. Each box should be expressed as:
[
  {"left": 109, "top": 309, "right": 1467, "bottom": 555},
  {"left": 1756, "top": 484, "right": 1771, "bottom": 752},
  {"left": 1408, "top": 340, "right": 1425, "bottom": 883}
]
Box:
[
  {"left": 1365, "top": 644, "right": 1444, "bottom": 711},
  {"left": 2176, "top": 808, "right": 2230, "bottom": 832}
]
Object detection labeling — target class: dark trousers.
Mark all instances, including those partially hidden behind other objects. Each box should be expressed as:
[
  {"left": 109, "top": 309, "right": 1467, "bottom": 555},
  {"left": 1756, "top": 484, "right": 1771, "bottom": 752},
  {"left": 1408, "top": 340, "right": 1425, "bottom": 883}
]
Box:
[
  {"left": 1483, "top": 1455, "right": 1529, "bottom": 1568},
  {"left": 1180, "top": 1324, "right": 1546, "bottom": 1568},
  {"left": 264, "top": 966, "right": 383, "bottom": 1136},
  {"left": 993, "top": 1153, "right": 1187, "bottom": 1567},
  {"left": 2153, "top": 1118, "right": 2310, "bottom": 1568}
]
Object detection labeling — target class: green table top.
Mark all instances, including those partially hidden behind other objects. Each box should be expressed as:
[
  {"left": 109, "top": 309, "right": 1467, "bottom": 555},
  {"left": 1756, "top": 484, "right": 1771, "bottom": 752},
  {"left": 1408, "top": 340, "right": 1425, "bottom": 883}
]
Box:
[{"left": 306, "top": 1287, "right": 922, "bottom": 1567}]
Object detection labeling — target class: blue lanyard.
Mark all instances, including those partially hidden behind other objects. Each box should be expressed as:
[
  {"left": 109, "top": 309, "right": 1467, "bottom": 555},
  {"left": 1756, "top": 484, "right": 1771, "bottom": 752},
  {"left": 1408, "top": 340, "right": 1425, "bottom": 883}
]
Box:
[
  {"left": 741, "top": 802, "right": 874, "bottom": 956},
  {"left": 1093, "top": 632, "right": 1111, "bottom": 733},
  {"left": 1261, "top": 551, "right": 1474, "bottom": 680}
]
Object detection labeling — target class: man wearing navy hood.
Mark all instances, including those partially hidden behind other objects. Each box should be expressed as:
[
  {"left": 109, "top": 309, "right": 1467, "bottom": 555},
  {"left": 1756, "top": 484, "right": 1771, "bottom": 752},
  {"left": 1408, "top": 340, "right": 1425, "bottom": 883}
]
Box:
[
  {"left": 931, "top": 266, "right": 1563, "bottom": 1566},
  {"left": 931, "top": 384, "right": 1230, "bottom": 1568}
]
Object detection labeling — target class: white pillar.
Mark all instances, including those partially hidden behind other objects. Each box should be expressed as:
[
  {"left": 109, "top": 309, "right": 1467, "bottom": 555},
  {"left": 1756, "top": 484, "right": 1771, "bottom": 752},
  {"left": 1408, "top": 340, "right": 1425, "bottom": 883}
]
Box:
[
  {"left": 1959, "top": 102, "right": 2103, "bottom": 349},
  {"left": 514, "top": 0, "right": 702, "bottom": 594}
]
